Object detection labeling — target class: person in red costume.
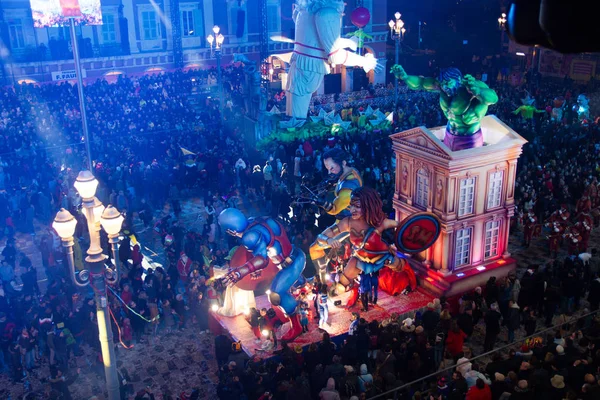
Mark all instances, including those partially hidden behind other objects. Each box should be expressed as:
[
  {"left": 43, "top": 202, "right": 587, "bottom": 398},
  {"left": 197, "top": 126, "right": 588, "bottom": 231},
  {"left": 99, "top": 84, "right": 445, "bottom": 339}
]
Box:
[
  {"left": 316, "top": 187, "right": 416, "bottom": 306},
  {"left": 177, "top": 251, "right": 192, "bottom": 282}
]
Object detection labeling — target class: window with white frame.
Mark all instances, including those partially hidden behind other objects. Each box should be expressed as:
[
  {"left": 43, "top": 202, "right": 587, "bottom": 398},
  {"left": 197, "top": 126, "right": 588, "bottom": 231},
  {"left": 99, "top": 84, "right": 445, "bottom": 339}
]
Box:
[
  {"left": 458, "top": 177, "right": 475, "bottom": 216},
  {"left": 484, "top": 220, "right": 501, "bottom": 258},
  {"left": 487, "top": 171, "right": 503, "bottom": 209},
  {"left": 415, "top": 169, "right": 429, "bottom": 208},
  {"left": 8, "top": 20, "right": 25, "bottom": 49},
  {"left": 182, "top": 10, "right": 195, "bottom": 37},
  {"left": 454, "top": 228, "right": 472, "bottom": 267},
  {"left": 141, "top": 11, "right": 159, "bottom": 40},
  {"left": 267, "top": 3, "right": 280, "bottom": 33},
  {"left": 102, "top": 14, "right": 117, "bottom": 42}
]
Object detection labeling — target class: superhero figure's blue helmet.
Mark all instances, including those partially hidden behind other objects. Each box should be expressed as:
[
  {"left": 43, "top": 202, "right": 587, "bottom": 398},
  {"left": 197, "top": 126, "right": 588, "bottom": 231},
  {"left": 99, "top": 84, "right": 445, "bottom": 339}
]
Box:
[{"left": 218, "top": 208, "right": 249, "bottom": 234}]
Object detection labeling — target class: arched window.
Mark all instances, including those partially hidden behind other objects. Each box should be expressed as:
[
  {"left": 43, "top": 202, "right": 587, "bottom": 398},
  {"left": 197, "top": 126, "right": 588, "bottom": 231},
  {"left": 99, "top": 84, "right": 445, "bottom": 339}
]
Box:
[{"left": 415, "top": 168, "right": 429, "bottom": 208}]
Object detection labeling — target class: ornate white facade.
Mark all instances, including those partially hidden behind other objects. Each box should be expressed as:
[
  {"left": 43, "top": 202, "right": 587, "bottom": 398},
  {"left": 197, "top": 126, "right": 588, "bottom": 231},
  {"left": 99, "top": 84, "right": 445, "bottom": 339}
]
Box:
[
  {"left": 391, "top": 115, "right": 527, "bottom": 297},
  {"left": 0, "top": 0, "right": 390, "bottom": 83}
]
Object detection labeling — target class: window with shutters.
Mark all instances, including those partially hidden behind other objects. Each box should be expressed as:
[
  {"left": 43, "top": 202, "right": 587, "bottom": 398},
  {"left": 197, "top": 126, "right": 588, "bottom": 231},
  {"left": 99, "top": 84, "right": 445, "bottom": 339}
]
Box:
[
  {"left": 182, "top": 10, "right": 195, "bottom": 37},
  {"left": 487, "top": 171, "right": 503, "bottom": 209},
  {"left": 142, "top": 11, "right": 158, "bottom": 40},
  {"left": 9, "top": 20, "right": 25, "bottom": 49},
  {"left": 454, "top": 228, "right": 472, "bottom": 267},
  {"left": 458, "top": 177, "right": 475, "bottom": 216},
  {"left": 102, "top": 14, "right": 117, "bottom": 42},
  {"left": 484, "top": 220, "right": 501, "bottom": 259},
  {"left": 415, "top": 169, "right": 429, "bottom": 208}
]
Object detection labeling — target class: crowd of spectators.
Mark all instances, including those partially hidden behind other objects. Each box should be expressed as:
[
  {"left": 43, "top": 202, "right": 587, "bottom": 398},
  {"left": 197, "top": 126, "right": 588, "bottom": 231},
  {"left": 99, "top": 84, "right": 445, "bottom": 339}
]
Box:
[{"left": 0, "top": 61, "right": 600, "bottom": 400}]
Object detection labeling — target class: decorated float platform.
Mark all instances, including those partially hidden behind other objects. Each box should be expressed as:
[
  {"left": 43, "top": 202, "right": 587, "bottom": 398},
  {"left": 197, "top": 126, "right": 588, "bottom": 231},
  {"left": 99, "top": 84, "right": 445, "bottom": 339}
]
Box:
[{"left": 209, "top": 288, "right": 434, "bottom": 358}]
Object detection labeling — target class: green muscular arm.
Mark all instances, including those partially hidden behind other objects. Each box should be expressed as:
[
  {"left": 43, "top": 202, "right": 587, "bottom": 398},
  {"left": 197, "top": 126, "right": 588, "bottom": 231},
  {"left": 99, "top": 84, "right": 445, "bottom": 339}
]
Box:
[
  {"left": 391, "top": 64, "right": 439, "bottom": 92},
  {"left": 463, "top": 75, "right": 498, "bottom": 106}
]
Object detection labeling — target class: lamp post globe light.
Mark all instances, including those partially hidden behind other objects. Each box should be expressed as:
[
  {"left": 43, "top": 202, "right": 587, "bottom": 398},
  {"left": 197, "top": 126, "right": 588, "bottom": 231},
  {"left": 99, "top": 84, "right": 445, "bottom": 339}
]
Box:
[
  {"left": 498, "top": 12, "right": 507, "bottom": 51},
  {"left": 207, "top": 25, "right": 225, "bottom": 120},
  {"left": 389, "top": 12, "right": 407, "bottom": 107},
  {"left": 53, "top": 170, "right": 124, "bottom": 400}
]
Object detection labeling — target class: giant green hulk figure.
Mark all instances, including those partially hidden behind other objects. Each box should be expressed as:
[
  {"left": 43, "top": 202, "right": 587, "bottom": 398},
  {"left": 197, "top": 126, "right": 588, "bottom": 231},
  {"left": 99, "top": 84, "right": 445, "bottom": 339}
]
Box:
[{"left": 391, "top": 65, "right": 498, "bottom": 151}]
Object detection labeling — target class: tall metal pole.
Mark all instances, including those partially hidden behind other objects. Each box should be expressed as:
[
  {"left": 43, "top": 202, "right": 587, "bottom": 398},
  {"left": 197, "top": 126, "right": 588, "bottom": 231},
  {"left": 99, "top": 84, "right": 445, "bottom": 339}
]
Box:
[
  {"left": 69, "top": 18, "right": 92, "bottom": 171},
  {"left": 394, "top": 38, "right": 400, "bottom": 108},
  {"left": 216, "top": 49, "right": 224, "bottom": 121},
  {"left": 81, "top": 200, "right": 120, "bottom": 400}
]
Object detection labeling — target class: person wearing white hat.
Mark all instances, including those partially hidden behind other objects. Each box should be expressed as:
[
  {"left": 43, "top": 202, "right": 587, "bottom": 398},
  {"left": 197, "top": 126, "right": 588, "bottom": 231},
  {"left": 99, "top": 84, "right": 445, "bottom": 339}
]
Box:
[{"left": 401, "top": 318, "right": 416, "bottom": 333}]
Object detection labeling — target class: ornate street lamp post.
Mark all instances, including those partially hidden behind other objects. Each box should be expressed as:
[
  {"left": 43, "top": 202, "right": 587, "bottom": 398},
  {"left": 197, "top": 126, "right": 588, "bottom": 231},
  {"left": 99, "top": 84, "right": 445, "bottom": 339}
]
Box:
[
  {"left": 389, "top": 12, "right": 406, "bottom": 107},
  {"left": 53, "top": 171, "right": 124, "bottom": 400},
  {"left": 207, "top": 25, "right": 225, "bottom": 120}
]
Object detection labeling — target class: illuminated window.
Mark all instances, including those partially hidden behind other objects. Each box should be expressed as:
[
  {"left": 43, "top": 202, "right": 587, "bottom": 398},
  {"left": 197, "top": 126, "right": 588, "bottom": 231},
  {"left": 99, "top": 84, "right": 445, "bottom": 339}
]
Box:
[
  {"left": 454, "top": 228, "right": 472, "bottom": 267},
  {"left": 102, "top": 14, "right": 117, "bottom": 43},
  {"left": 142, "top": 11, "right": 158, "bottom": 40},
  {"left": 484, "top": 220, "right": 501, "bottom": 258},
  {"left": 182, "top": 10, "right": 195, "bottom": 37},
  {"left": 415, "top": 169, "right": 429, "bottom": 208},
  {"left": 9, "top": 20, "right": 25, "bottom": 49},
  {"left": 487, "top": 171, "right": 503, "bottom": 209},
  {"left": 458, "top": 177, "right": 475, "bottom": 216}
]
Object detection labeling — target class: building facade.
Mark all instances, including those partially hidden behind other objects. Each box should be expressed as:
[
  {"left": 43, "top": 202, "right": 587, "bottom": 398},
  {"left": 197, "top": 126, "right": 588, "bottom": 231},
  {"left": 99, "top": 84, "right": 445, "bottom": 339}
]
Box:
[
  {"left": 391, "top": 115, "right": 527, "bottom": 297},
  {"left": 0, "top": 0, "right": 389, "bottom": 84}
]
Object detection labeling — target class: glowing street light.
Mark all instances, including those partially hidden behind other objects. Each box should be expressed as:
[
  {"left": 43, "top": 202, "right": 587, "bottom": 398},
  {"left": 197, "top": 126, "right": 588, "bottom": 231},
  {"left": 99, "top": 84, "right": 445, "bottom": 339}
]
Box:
[
  {"left": 207, "top": 25, "right": 226, "bottom": 120},
  {"left": 390, "top": 11, "right": 407, "bottom": 107},
  {"left": 389, "top": 12, "right": 406, "bottom": 40},
  {"left": 53, "top": 171, "right": 124, "bottom": 400},
  {"left": 498, "top": 13, "right": 507, "bottom": 30}
]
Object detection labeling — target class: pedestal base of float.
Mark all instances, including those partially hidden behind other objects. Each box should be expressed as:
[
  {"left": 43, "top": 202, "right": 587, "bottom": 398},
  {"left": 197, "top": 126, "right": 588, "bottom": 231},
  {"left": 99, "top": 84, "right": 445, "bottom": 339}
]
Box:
[
  {"left": 411, "top": 257, "right": 517, "bottom": 298},
  {"left": 210, "top": 289, "right": 434, "bottom": 358}
]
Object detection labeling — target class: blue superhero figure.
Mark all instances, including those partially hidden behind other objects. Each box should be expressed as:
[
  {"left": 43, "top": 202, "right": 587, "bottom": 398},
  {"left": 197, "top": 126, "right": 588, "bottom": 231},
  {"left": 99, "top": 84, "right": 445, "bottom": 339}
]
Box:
[{"left": 218, "top": 208, "right": 306, "bottom": 341}]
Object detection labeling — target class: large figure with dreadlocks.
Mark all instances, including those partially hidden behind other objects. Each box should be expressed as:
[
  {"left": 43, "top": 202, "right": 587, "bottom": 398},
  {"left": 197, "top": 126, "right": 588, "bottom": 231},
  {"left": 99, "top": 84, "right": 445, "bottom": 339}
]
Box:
[
  {"left": 391, "top": 65, "right": 498, "bottom": 151},
  {"left": 316, "top": 187, "right": 417, "bottom": 308},
  {"left": 309, "top": 148, "right": 362, "bottom": 282}
]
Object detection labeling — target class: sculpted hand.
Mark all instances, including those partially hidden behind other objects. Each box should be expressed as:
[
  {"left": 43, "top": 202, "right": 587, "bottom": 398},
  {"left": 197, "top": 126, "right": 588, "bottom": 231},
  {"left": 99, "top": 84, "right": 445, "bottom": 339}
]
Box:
[
  {"left": 390, "top": 64, "right": 408, "bottom": 80},
  {"left": 327, "top": 237, "right": 342, "bottom": 250},
  {"left": 462, "top": 74, "right": 481, "bottom": 97},
  {"left": 362, "top": 53, "right": 383, "bottom": 74},
  {"left": 223, "top": 269, "right": 242, "bottom": 287},
  {"left": 226, "top": 229, "right": 243, "bottom": 238},
  {"left": 250, "top": 270, "right": 262, "bottom": 280},
  {"left": 312, "top": 197, "right": 332, "bottom": 211}
]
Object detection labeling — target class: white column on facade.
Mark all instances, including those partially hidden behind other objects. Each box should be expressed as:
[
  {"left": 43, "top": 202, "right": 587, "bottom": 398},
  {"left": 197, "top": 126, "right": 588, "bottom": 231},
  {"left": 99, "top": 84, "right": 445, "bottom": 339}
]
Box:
[
  {"left": 164, "top": 0, "right": 173, "bottom": 51},
  {"left": 123, "top": 1, "right": 139, "bottom": 53},
  {"left": 203, "top": 0, "right": 214, "bottom": 39},
  {"left": 440, "top": 230, "right": 452, "bottom": 275}
]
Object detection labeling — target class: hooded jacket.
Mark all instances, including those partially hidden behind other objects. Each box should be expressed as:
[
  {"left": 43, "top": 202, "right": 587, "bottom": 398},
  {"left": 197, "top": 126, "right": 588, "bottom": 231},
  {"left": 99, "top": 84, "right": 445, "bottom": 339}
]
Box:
[
  {"left": 319, "top": 377, "right": 341, "bottom": 400},
  {"left": 358, "top": 364, "right": 373, "bottom": 392}
]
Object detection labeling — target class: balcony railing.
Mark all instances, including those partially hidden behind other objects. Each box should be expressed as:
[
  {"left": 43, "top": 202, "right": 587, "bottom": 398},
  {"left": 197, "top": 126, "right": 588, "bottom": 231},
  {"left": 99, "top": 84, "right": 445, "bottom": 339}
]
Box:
[{"left": 10, "top": 40, "right": 130, "bottom": 63}]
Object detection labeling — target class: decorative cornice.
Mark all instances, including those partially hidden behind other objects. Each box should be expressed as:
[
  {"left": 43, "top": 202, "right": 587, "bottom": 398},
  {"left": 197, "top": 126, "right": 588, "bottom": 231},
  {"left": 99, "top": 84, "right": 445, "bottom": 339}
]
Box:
[{"left": 394, "top": 140, "right": 452, "bottom": 161}]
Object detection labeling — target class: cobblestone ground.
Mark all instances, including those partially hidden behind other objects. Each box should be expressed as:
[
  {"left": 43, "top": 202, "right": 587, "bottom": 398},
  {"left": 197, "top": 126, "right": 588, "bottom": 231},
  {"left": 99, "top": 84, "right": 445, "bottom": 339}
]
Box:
[{"left": 0, "top": 198, "right": 596, "bottom": 399}]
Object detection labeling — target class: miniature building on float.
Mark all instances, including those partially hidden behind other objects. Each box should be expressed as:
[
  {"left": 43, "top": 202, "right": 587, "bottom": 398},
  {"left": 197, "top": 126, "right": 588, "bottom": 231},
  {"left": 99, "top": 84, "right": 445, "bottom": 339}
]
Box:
[{"left": 391, "top": 115, "right": 527, "bottom": 297}]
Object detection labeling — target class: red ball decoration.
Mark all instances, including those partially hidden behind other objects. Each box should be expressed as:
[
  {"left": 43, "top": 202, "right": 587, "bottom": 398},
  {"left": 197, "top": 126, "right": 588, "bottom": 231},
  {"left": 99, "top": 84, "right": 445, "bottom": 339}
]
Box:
[{"left": 350, "top": 7, "right": 371, "bottom": 29}]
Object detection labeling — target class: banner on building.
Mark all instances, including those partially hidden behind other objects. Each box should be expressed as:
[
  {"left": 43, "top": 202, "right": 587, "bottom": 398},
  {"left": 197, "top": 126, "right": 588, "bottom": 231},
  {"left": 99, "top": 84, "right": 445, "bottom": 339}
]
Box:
[
  {"left": 538, "top": 48, "right": 573, "bottom": 78},
  {"left": 570, "top": 59, "right": 596, "bottom": 81},
  {"left": 51, "top": 69, "right": 86, "bottom": 81}
]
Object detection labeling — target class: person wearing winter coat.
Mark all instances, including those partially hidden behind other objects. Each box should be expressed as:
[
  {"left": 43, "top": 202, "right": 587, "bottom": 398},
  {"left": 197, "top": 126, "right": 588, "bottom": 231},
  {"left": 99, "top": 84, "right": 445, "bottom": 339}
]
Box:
[
  {"left": 466, "top": 379, "right": 492, "bottom": 400},
  {"left": 319, "top": 377, "right": 341, "bottom": 400},
  {"left": 357, "top": 363, "right": 374, "bottom": 393},
  {"left": 446, "top": 321, "right": 468, "bottom": 358}
]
